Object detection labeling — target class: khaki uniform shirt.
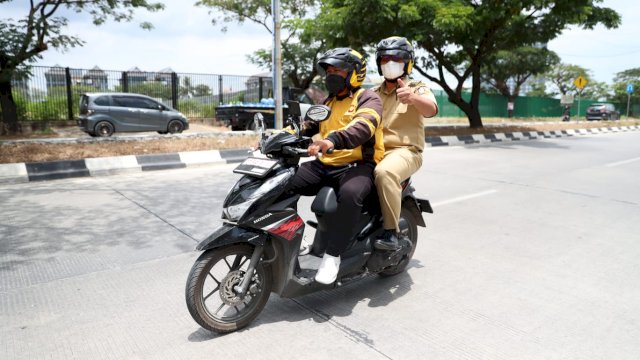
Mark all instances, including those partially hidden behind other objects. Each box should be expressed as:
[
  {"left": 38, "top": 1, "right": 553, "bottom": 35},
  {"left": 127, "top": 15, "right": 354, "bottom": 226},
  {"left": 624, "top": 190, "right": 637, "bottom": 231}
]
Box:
[{"left": 374, "top": 79, "right": 438, "bottom": 152}]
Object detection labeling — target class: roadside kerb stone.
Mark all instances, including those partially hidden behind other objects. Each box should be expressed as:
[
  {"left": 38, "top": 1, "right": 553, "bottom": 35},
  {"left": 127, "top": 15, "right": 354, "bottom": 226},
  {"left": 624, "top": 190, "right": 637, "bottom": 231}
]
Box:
[
  {"left": 0, "top": 163, "right": 28, "bottom": 184},
  {"left": 85, "top": 155, "right": 140, "bottom": 177},
  {"left": 1, "top": 125, "right": 639, "bottom": 185}
]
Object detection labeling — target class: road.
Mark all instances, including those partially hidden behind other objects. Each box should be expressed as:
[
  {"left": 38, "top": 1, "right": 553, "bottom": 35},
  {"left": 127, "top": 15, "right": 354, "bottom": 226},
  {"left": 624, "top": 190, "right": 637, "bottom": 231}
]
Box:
[{"left": 1, "top": 132, "right": 640, "bottom": 359}]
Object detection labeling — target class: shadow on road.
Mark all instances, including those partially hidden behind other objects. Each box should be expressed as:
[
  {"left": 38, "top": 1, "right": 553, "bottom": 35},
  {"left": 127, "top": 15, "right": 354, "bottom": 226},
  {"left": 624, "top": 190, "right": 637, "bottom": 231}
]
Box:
[{"left": 186, "top": 260, "right": 420, "bottom": 342}]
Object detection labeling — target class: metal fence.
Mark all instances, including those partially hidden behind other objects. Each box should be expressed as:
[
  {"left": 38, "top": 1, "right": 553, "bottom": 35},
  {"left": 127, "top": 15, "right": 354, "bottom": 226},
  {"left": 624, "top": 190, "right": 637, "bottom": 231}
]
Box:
[
  {"left": 10, "top": 65, "right": 274, "bottom": 122},
  {"left": 9, "top": 65, "right": 636, "bottom": 122},
  {"left": 431, "top": 89, "right": 633, "bottom": 118}
]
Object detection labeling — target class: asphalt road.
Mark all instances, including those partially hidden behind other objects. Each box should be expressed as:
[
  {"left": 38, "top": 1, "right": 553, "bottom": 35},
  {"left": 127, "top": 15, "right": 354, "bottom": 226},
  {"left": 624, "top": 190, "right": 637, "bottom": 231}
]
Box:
[{"left": 1, "top": 132, "right": 640, "bottom": 359}]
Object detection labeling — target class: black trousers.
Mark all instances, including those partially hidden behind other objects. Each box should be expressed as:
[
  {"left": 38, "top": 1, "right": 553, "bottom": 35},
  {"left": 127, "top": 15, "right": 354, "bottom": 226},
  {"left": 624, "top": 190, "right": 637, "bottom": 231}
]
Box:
[{"left": 287, "top": 159, "right": 374, "bottom": 256}]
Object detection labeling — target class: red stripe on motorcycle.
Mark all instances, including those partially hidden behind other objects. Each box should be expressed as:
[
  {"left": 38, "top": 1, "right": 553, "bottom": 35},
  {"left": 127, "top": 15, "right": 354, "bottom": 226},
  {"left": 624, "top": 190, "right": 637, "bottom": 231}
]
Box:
[{"left": 268, "top": 216, "right": 304, "bottom": 241}]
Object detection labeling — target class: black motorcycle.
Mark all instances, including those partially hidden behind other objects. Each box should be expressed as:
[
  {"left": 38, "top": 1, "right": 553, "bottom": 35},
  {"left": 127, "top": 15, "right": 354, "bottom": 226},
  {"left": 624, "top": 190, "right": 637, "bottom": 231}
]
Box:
[{"left": 185, "top": 103, "right": 433, "bottom": 333}]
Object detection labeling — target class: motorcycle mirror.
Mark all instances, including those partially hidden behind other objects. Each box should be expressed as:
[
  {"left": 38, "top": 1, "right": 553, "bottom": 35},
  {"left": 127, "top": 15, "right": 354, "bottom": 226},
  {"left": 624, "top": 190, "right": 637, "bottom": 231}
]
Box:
[{"left": 304, "top": 105, "right": 331, "bottom": 122}]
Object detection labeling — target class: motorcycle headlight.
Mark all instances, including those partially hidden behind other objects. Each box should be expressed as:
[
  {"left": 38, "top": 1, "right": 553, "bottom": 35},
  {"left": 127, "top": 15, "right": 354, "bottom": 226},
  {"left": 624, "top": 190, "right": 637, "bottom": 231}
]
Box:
[{"left": 223, "top": 171, "right": 292, "bottom": 221}]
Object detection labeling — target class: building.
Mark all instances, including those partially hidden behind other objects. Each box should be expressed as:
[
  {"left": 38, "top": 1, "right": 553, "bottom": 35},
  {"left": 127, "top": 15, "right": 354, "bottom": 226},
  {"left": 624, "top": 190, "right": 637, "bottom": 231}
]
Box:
[
  {"left": 83, "top": 66, "right": 108, "bottom": 90},
  {"left": 44, "top": 65, "right": 83, "bottom": 89}
]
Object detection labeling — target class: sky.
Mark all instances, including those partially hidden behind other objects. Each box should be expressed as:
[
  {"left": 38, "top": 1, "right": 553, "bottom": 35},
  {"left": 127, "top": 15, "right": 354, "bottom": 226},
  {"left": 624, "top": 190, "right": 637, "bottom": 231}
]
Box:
[{"left": 2, "top": 0, "right": 640, "bottom": 87}]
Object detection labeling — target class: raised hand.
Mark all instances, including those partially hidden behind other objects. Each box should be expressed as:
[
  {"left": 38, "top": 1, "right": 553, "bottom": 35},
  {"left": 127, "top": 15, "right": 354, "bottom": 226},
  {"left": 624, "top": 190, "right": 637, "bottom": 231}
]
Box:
[{"left": 396, "top": 78, "right": 414, "bottom": 105}]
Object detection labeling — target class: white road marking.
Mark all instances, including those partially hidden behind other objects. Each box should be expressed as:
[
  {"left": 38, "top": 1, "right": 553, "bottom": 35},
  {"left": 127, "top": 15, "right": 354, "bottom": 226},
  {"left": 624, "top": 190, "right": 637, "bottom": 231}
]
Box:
[
  {"left": 432, "top": 189, "right": 498, "bottom": 207},
  {"left": 605, "top": 157, "right": 640, "bottom": 167}
]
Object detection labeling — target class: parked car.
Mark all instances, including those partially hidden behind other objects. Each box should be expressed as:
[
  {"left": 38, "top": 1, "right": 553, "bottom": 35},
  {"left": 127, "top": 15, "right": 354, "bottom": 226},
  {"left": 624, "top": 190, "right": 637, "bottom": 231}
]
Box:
[
  {"left": 77, "top": 93, "right": 189, "bottom": 137},
  {"left": 585, "top": 103, "right": 620, "bottom": 121}
]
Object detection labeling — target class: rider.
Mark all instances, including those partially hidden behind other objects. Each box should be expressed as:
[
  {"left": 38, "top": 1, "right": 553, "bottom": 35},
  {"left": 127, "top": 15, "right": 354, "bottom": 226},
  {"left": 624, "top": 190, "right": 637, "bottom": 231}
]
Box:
[
  {"left": 372, "top": 36, "right": 438, "bottom": 251},
  {"left": 286, "top": 47, "right": 384, "bottom": 284}
]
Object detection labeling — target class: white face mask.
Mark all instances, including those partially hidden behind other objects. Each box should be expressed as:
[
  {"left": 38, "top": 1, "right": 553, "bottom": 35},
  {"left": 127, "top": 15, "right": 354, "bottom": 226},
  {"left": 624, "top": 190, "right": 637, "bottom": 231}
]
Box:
[{"left": 381, "top": 61, "right": 405, "bottom": 80}]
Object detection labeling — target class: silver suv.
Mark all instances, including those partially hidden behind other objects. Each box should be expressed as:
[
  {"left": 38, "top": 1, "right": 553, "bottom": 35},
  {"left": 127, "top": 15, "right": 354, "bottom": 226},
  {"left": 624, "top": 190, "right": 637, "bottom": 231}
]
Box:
[{"left": 77, "top": 93, "right": 189, "bottom": 137}]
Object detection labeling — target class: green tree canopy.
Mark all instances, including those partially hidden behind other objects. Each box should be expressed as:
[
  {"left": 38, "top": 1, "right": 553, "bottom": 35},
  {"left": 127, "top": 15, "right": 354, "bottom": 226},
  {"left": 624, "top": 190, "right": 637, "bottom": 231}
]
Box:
[
  {"left": 544, "top": 63, "right": 607, "bottom": 98},
  {"left": 315, "top": 0, "right": 620, "bottom": 128},
  {"left": 481, "top": 46, "right": 560, "bottom": 117},
  {"left": 0, "top": 0, "right": 164, "bottom": 135},
  {"left": 611, "top": 68, "right": 640, "bottom": 110},
  {"left": 197, "top": 0, "right": 324, "bottom": 90}
]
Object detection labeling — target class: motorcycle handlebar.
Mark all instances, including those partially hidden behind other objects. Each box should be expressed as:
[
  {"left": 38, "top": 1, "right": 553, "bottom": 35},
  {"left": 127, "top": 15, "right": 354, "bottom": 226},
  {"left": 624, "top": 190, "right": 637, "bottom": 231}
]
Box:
[{"left": 282, "top": 146, "right": 334, "bottom": 156}]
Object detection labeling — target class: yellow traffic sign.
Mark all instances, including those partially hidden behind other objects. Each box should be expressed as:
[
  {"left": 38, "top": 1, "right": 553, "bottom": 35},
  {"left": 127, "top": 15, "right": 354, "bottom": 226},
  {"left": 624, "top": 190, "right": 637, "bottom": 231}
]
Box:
[{"left": 574, "top": 76, "right": 587, "bottom": 89}]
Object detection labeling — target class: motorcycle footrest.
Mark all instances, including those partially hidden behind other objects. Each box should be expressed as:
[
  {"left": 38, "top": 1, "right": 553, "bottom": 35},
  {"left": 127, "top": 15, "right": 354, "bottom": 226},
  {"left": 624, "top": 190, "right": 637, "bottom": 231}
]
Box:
[
  {"left": 306, "top": 220, "right": 318, "bottom": 229},
  {"left": 296, "top": 269, "right": 316, "bottom": 285}
]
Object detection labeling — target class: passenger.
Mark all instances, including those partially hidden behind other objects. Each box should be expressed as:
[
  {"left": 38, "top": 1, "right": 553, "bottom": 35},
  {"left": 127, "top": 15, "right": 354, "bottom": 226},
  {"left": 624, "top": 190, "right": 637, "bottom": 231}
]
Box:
[
  {"left": 372, "top": 36, "right": 438, "bottom": 250},
  {"left": 286, "top": 47, "right": 384, "bottom": 284}
]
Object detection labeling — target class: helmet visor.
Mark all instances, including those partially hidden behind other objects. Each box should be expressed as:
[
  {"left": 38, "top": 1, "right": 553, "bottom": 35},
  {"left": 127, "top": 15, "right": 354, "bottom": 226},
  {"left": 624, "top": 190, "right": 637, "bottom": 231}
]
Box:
[
  {"left": 376, "top": 49, "right": 412, "bottom": 62},
  {"left": 380, "top": 55, "right": 405, "bottom": 64},
  {"left": 317, "top": 58, "right": 351, "bottom": 75}
]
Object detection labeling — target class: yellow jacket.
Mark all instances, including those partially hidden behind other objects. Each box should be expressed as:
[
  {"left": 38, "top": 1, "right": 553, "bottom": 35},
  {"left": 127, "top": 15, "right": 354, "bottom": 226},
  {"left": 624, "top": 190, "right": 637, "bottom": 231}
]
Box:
[{"left": 303, "top": 88, "right": 384, "bottom": 166}]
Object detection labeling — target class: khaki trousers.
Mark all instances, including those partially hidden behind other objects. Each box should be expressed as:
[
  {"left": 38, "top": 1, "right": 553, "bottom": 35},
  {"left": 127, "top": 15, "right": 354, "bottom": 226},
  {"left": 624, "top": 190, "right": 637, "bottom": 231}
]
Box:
[{"left": 374, "top": 147, "right": 423, "bottom": 231}]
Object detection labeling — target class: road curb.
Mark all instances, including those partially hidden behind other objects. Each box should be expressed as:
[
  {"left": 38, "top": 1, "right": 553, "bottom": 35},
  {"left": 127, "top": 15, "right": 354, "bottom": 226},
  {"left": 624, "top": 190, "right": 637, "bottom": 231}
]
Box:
[
  {"left": 425, "top": 125, "right": 640, "bottom": 147},
  {"left": 0, "top": 148, "right": 250, "bottom": 185},
  {"left": 1, "top": 125, "right": 638, "bottom": 185}
]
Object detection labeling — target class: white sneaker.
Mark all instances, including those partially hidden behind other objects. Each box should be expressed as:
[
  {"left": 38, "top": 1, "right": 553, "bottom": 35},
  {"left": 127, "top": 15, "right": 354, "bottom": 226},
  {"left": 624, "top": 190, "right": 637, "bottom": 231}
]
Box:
[
  {"left": 315, "top": 253, "right": 340, "bottom": 284},
  {"left": 299, "top": 237, "right": 312, "bottom": 255}
]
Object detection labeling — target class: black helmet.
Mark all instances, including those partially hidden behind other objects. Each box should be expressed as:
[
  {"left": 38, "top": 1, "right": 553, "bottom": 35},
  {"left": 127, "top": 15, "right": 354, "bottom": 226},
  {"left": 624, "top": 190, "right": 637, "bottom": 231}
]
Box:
[
  {"left": 375, "top": 36, "right": 415, "bottom": 76},
  {"left": 317, "top": 47, "right": 367, "bottom": 89}
]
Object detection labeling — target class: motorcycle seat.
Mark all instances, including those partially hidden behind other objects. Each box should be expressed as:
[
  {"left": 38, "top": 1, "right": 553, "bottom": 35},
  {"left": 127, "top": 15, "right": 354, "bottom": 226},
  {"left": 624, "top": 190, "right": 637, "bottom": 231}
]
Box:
[{"left": 310, "top": 187, "right": 338, "bottom": 215}]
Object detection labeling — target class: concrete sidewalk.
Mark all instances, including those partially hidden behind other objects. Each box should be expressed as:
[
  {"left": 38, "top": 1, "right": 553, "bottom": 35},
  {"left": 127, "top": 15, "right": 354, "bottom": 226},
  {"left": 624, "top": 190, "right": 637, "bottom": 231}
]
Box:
[{"left": 1, "top": 125, "right": 639, "bottom": 185}]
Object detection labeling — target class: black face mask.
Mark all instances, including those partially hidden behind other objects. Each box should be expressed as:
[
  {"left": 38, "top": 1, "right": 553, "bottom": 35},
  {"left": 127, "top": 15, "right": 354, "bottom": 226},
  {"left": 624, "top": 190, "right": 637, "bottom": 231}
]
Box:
[{"left": 325, "top": 74, "right": 347, "bottom": 95}]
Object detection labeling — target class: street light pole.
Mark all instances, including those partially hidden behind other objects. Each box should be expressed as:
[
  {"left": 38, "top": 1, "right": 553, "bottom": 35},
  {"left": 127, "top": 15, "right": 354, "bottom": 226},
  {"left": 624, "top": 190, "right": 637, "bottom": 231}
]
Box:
[{"left": 273, "top": 0, "right": 283, "bottom": 129}]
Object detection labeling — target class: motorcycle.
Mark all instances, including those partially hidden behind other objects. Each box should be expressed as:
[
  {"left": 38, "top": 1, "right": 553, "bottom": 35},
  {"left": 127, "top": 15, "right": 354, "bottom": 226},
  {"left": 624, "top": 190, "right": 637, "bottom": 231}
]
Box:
[{"left": 185, "top": 102, "right": 433, "bottom": 333}]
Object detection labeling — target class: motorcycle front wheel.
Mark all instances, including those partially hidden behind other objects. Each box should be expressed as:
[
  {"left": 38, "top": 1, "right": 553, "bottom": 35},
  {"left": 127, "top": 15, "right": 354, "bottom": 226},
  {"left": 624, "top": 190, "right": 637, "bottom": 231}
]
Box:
[{"left": 185, "top": 244, "right": 272, "bottom": 333}]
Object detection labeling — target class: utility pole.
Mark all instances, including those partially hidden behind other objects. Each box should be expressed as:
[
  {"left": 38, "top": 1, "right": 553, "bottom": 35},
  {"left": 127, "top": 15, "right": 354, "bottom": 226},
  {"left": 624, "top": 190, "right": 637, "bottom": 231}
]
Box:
[
  {"left": 626, "top": 83, "right": 634, "bottom": 119},
  {"left": 273, "top": 0, "right": 283, "bottom": 129}
]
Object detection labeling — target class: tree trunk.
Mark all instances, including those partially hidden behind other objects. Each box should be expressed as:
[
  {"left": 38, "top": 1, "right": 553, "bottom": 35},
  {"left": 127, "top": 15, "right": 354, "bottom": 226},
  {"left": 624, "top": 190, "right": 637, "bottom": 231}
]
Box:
[
  {"left": 0, "top": 79, "right": 19, "bottom": 135},
  {"left": 467, "top": 67, "right": 484, "bottom": 128},
  {"left": 447, "top": 94, "right": 483, "bottom": 128},
  {"left": 508, "top": 95, "right": 516, "bottom": 118},
  {"left": 414, "top": 64, "right": 484, "bottom": 128}
]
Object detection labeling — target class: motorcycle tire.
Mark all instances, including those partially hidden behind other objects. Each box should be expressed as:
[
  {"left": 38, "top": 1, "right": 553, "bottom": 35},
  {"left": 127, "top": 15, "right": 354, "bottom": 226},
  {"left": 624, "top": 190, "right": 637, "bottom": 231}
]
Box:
[
  {"left": 379, "top": 205, "right": 419, "bottom": 277},
  {"left": 185, "top": 244, "right": 272, "bottom": 333}
]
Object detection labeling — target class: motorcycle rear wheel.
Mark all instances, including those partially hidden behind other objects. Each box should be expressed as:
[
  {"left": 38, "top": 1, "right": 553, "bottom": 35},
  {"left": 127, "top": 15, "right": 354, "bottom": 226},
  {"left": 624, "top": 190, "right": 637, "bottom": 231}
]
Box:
[
  {"left": 379, "top": 205, "right": 419, "bottom": 277},
  {"left": 185, "top": 244, "right": 272, "bottom": 333}
]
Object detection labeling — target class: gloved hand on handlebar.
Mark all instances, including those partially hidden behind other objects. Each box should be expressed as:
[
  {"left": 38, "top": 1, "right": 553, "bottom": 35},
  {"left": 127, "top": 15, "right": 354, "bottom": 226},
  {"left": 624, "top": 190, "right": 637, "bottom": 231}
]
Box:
[{"left": 308, "top": 139, "right": 334, "bottom": 157}]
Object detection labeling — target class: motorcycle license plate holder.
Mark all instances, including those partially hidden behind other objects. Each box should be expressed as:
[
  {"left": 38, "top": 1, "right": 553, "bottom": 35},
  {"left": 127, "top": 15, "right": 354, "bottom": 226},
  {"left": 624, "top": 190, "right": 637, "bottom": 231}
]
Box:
[{"left": 233, "top": 157, "right": 279, "bottom": 178}]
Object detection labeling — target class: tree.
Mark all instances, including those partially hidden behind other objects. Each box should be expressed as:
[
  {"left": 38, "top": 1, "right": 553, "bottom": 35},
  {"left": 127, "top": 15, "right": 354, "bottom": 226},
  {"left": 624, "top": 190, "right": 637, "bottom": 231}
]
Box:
[
  {"left": 180, "top": 76, "right": 194, "bottom": 98},
  {"left": 316, "top": 0, "right": 620, "bottom": 128},
  {"left": 0, "top": 0, "right": 164, "bottom": 135},
  {"left": 193, "top": 84, "right": 213, "bottom": 97},
  {"left": 544, "top": 63, "right": 610, "bottom": 99},
  {"left": 196, "top": 0, "right": 324, "bottom": 90},
  {"left": 481, "top": 46, "right": 560, "bottom": 117},
  {"left": 611, "top": 68, "right": 640, "bottom": 114},
  {"left": 581, "top": 80, "right": 610, "bottom": 101}
]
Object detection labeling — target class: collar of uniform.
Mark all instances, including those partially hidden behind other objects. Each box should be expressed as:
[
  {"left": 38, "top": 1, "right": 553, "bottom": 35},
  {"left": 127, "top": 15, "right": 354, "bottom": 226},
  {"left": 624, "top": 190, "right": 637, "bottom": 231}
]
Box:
[
  {"left": 379, "top": 77, "right": 407, "bottom": 95},
  {"left": 334, "top": 87, "right": 361, "bottom": 101}
]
